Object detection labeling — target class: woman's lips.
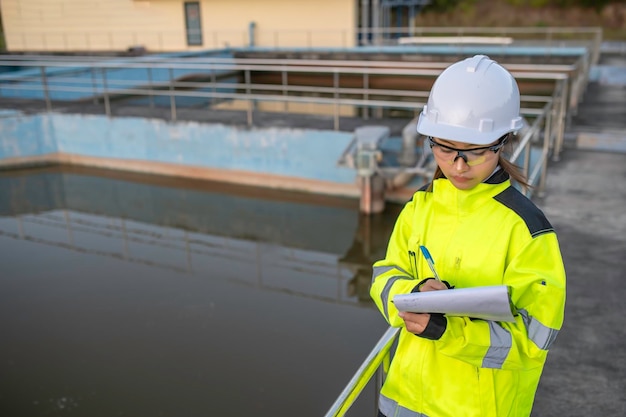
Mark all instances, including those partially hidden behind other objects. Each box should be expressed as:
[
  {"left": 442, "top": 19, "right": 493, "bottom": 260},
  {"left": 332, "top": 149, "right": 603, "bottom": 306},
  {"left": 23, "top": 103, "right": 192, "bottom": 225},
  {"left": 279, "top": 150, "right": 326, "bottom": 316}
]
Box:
[{"left": 452, "top": 175, "right": 470, "bottom": 183}]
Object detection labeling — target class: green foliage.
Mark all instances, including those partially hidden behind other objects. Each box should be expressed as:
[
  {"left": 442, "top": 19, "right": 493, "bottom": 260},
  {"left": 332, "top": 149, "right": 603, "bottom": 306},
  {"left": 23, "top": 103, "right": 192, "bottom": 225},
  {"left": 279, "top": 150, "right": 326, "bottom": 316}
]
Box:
[
  {"left": 424, "top": 0, "right": 463, "bottom": 12},
  {"left": 529, "top": 0, "right": 551, "bottom": 6},
  {"left": 576, "top": 0, "right": 617, "bottom": 9},
  {"left": 522, "top": 0, "right": 616, "bottom": 9},
  {"left": 431, "top": 0, "right": 622, "bottom": 10}
]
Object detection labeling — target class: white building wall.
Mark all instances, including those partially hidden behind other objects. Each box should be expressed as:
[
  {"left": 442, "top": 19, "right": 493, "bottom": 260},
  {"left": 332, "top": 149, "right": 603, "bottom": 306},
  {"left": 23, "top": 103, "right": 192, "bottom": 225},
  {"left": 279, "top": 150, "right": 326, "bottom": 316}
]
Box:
[{"left": 0, "top": 0, "right": 356, "bottom": 52}]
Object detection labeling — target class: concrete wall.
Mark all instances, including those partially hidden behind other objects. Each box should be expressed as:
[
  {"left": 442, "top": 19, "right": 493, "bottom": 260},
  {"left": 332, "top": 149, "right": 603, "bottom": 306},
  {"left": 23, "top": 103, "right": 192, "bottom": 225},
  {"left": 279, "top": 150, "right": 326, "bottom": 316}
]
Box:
[
  {"left": 0, "top": 0, "right": 356, "bottom": 52},
  {"left": 0, "top": 111, "right": 359, "bottom": 197}
]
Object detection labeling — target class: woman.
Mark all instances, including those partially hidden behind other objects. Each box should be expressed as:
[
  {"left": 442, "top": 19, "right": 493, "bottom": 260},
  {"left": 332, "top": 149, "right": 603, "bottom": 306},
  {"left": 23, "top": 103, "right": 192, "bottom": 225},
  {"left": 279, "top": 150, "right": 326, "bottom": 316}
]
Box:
[{"left": 370, "top": 55, "right": 566, "bottom": 417}]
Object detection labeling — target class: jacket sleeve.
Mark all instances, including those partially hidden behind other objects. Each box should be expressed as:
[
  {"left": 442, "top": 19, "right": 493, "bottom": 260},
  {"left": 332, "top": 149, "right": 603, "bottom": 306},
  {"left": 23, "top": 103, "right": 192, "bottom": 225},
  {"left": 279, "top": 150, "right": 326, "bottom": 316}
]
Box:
[
  {"left": 369, "top": 199, "right": 421, "bottom": 328},
  {"left": 435, "top": 231, "right": 566, "bottom": 371}
]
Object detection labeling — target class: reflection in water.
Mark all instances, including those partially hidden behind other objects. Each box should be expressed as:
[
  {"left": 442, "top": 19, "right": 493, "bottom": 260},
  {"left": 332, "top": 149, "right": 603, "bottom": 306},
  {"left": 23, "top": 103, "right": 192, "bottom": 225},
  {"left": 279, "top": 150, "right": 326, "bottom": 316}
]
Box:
[{"left": 0, "top": 166, "right": 404, "bottom": 417}]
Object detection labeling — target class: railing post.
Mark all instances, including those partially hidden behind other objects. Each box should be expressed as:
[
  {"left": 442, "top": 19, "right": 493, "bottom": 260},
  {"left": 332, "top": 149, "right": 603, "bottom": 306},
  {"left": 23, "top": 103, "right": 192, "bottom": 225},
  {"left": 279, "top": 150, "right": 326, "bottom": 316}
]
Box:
[
  {"left": 554, "top": 79, "right": 568, "bottom": 160},
  {"left": 90, "top": 66, "right": 99, "bottom": 105},
  {"left": 333, "top": 70, "right": 339, "bottom": 131},
  {"left": 538, "top": 105, "right": 552, "bottom": 198},
  {"left": 147, "top": 67, "right": 155, "bottom": 108},
  {"left": 363, "top": 73, "right": 369, "bottom": 120},
  {"left": 101, "top": 68, "right": 111, "bottom": 117},
  {"left": 39, "top": 66, "right": 52, "bottom": 112},
  {"left": 169, "top": 67, "right": 177, "bottom": 121},
  {"left": 282, "top": 68, "right": 288, "bottom": 112},
  {"left": 245, "top": 69, "right": 253, "bottom": 127},
  {"left": 523, "top": 134, "right": 531, "bottom": 188}
]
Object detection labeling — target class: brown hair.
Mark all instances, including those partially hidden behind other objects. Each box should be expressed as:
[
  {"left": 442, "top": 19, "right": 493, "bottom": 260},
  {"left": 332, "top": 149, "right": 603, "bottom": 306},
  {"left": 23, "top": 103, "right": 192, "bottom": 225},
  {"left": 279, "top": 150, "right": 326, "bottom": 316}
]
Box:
[{"left": 426, "top": 133, "right": 531, "bottom": 192}]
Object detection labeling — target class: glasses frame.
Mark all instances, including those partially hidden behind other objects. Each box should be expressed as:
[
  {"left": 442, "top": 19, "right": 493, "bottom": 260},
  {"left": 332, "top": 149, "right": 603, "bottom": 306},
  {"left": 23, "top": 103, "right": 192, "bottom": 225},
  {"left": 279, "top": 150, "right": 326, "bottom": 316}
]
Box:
[{"left": 428, "top": 136, "right": 507, "bottom": 166}]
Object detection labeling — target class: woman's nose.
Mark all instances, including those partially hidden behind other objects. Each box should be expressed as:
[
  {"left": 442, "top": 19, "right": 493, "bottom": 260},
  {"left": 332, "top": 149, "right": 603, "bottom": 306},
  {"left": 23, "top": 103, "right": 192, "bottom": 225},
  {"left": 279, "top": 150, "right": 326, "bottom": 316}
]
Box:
[{"left": 452, "top": 154, "right": 470, "bottom": 171}]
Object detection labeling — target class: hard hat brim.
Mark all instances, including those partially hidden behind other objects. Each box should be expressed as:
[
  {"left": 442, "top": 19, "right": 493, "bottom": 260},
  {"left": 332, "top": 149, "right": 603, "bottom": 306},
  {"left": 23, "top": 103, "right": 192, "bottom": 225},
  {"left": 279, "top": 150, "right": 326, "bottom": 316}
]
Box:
[{"left": 416, "top": 111, "right": 521, "bottom": 146}]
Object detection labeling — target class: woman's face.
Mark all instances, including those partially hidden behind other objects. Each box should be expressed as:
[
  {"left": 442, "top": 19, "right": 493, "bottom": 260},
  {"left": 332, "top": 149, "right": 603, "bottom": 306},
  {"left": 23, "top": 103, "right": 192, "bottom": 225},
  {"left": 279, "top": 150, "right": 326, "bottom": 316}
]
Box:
[{"left": 430, "top": 137, "right": 503, "bottom": 190}]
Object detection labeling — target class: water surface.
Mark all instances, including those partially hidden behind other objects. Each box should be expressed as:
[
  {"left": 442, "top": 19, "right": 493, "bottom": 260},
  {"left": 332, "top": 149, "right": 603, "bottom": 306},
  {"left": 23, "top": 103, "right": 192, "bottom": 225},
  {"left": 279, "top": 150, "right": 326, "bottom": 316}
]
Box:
[{"left": 0, "top": 166, "right": 403, "bottom": 417}]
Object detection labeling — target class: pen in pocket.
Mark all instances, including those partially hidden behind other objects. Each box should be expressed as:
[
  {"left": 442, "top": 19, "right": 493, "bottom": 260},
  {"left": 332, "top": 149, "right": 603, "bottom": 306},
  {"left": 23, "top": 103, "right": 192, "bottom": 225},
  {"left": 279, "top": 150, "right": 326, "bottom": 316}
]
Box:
[{"left": 408, "top": 250, "right": 418, "bottom": 278}]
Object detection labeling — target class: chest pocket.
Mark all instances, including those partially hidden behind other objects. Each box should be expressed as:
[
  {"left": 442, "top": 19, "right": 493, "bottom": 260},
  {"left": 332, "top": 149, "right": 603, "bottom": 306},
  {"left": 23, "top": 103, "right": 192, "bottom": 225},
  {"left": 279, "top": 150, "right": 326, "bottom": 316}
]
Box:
[{"left": 407, "top": 234, "right": 421, "bottom": 279}]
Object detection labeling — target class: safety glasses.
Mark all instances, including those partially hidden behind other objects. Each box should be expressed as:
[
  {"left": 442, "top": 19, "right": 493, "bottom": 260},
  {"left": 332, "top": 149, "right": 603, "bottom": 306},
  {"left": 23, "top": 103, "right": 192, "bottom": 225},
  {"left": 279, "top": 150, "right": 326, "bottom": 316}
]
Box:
[{"left": 428, "top": 136, "right": 507, "bottom": 167}]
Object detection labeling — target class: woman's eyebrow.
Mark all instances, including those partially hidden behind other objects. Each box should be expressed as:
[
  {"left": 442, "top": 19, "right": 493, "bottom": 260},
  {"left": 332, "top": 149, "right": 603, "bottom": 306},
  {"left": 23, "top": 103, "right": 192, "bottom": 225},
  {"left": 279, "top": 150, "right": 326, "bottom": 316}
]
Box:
[{"left": 436, "top": 139, "right": 482, "bottom": 149}]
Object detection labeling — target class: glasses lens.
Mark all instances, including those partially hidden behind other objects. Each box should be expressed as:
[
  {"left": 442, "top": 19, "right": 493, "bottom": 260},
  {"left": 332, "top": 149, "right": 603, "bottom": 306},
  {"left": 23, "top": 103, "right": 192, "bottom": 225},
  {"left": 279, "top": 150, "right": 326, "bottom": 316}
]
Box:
[{"left": 429, "top": 138, "right": 495, "bottom": 166}]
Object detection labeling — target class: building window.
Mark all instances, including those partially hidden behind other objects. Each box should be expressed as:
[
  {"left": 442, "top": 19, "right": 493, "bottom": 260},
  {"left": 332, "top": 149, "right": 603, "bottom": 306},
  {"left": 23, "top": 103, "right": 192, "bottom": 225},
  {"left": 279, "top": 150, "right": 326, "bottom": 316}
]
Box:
[{"left": 184, "top": 2, "right": 203, "bottom": 46}]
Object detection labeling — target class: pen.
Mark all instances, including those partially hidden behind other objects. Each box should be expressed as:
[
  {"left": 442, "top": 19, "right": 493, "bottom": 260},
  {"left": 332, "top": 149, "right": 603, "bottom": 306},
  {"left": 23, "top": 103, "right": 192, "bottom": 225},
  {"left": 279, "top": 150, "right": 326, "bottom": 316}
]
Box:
[{"left": 419, "top": 245, "right": 442, "bottom": 282}]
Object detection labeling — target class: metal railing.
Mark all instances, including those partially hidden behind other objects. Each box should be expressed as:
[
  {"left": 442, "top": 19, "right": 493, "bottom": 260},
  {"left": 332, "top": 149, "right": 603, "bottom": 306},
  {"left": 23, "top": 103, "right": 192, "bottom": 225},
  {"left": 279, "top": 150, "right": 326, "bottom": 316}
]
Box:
[
  {"left": 324, "top": 326, "right": 400, "bottom": 417},
  {"left": 0, "top": 53, "right": 581, "bottom": 197}
]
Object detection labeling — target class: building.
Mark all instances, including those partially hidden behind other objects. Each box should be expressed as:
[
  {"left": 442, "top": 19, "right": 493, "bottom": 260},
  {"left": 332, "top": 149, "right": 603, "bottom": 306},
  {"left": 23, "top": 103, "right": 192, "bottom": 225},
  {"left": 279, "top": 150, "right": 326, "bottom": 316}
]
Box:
[{"left": 0, "top": 0, "right": 431, "bottom": 53}]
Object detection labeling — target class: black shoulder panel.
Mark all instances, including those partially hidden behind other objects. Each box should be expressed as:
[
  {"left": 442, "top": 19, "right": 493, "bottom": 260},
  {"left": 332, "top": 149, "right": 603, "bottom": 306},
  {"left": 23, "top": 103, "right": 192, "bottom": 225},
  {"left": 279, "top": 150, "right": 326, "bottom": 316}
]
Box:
[
  {"left": 493, "top": 187, "right": 555, "bottom": 238},
  {"left": 407, "top": 182, "right": 431, "bottom": 204},
  {"left": 418, "top": 182, "right": 431, "bottom": 192}
]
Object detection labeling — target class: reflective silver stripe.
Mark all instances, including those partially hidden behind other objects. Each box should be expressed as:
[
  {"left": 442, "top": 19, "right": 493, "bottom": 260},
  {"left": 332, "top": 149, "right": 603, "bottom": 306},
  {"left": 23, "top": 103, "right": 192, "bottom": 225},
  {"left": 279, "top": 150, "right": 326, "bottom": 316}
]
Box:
[
  {"left": 519, "top": 309, "right": 560, "bottom": 350},
  {"left": 372, "top": 264, "right": 412, "bottom": 283},
  {"left": 372, "top": 265, "right": 397, "bottom": 283},
  {"left": 372, "top": 265, "right": 414, "bottom": 322},
  {"left": 381, "top": 277, "right": 403, "bottom": 321},
  {"left": 379, "top": 393, "right": 428, "bottom": 417},
  {"left": 482, "top": 321, "right": 512, "bottom": 369}
]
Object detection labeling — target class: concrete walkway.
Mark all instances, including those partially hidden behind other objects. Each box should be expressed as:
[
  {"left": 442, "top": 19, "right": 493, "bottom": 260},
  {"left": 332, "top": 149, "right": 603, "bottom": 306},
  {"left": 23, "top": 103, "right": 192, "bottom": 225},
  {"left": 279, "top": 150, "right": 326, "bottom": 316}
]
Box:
[
  {"left": 531, "top": 147, "right": 626, "bottom": 416},
  {"left": 530, "top": 50, "right": 626, "bottom": 416}
]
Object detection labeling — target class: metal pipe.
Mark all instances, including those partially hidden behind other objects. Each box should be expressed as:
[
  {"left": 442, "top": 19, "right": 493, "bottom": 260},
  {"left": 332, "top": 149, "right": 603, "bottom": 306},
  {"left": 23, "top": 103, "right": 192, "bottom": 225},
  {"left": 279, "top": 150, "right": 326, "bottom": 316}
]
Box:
[
  {"left": 372, "top": 0, "right": 380, "bottom": 45},
  {"left": 361, "top": 0, "right": 370, "bottom": 46}
]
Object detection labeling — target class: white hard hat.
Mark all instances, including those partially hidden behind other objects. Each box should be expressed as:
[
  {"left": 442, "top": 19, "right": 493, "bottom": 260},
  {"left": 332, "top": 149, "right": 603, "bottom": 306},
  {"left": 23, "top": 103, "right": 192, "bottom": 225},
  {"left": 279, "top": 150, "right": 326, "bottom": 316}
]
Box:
[{"left": 416, "top": 55, "right": 523, "bottom": 145}]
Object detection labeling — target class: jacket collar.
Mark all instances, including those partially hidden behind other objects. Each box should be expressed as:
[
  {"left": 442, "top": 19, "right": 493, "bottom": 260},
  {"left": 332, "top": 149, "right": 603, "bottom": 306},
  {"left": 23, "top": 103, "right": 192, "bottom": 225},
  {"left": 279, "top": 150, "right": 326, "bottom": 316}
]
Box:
[
  {"left": 431, "top": 167, "right": 511, "bottom": 212},
  {"left": 484, "top": 167, "right": 509, "bottom": 185}
]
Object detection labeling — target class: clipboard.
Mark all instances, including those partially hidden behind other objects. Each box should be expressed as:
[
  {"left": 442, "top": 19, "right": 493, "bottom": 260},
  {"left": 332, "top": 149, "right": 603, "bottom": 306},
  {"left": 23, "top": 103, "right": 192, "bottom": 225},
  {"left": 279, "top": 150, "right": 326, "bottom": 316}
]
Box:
[{"left": 392, "top": 285, "right": 516, "bottom": 322}]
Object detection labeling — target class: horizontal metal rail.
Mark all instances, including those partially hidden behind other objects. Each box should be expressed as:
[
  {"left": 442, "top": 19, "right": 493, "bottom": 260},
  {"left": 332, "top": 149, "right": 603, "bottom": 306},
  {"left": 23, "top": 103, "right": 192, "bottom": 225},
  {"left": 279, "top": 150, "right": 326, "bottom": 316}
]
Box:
[
  {"left": 0, "top": 59, "right": 576, "bottom": 80},
  {"left": 324, "top": 326, "right": 400, "bottom": 417},
  {"left": 0, "top": 54, "right": 583, "bottom": 73},
  {"left": 0, "top": 56, "right": 569, "bottom": 109}
]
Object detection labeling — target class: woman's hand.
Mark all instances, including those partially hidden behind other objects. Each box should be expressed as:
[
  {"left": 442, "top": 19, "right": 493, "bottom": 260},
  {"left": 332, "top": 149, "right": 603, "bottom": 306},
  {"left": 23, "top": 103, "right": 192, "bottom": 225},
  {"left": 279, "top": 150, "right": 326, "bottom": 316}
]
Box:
[
  {"left": 398, "top": 311, "right": 432, "bottom": 335},
  {"left": 400, "top": 279, "right": 449, "bottom": 336},
  {"left": 419, "top": 279, "right": 449, "bottom": 292}
]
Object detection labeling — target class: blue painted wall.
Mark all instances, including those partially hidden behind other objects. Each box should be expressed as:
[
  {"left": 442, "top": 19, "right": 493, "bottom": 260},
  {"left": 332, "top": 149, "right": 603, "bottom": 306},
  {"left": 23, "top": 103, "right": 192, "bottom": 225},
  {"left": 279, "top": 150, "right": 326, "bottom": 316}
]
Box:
[
  {"left": 0, "top": 111, "right": 357, "bottom": 185},
  {"left": 0, "top": 110, "right": 58, "bottom": 156}
]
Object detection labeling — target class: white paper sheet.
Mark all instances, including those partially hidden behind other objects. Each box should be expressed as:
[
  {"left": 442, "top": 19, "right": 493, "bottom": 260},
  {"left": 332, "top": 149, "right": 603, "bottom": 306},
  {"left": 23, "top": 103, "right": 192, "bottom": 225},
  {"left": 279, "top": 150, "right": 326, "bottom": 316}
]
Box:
[{"left": 392, "top": 285, "right": 516, "bottom": 322}]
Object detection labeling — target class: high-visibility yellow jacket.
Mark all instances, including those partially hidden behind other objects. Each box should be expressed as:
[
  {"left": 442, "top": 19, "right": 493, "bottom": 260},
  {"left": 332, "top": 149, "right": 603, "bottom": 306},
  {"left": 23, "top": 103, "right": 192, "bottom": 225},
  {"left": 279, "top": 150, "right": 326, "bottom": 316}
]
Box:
[{"left": 370, "top": 170, "right": 566, "bottom": 417}]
